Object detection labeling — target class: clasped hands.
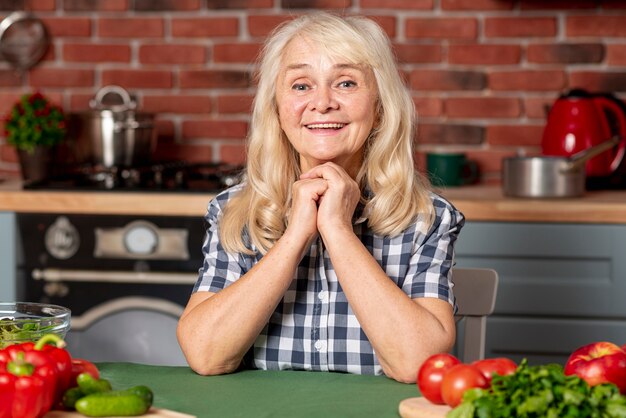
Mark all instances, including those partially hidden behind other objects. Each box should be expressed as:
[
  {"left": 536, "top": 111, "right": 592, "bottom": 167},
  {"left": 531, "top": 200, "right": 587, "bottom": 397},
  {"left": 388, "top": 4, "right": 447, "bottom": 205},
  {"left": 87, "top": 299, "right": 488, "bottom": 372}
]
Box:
[{"left": 287, "top": 162, "right": 361, "bottom": 244}]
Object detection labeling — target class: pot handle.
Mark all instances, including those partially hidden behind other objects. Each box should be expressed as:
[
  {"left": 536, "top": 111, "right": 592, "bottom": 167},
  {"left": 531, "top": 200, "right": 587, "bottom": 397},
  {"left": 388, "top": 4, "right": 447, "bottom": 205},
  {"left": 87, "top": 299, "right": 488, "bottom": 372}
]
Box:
[
  {"left": 90, "top": 85, "right": 136, "bottom": 111},
  {"left": 565, "top": 136, "right": 622, "bottom": 172},
  {"left": 114, "top": 119, "right": 155, "bottom": 132}
]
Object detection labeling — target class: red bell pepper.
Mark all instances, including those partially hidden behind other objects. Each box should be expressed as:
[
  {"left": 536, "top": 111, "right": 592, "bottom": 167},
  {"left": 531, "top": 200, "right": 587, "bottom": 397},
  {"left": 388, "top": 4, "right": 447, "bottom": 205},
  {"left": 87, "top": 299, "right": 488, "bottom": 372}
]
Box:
[
  {"left": 35, "top": 334, "right": 73, "bottom": 403},
  {"left": 0, "top": 353, "right": 47, "bottom": 418},
  {"left": 0, "top": 341, "right": 59, "bottom": 416},
  {"left": 0, "top": 371, "right": 17, "bottom": 418}
]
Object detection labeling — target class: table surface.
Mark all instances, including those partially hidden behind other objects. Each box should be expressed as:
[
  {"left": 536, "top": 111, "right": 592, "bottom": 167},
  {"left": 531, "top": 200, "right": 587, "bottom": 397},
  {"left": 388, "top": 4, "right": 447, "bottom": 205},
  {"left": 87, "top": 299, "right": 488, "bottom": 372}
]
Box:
[{"left": 98, "top": 363, "right": 418, "bottom": 418}]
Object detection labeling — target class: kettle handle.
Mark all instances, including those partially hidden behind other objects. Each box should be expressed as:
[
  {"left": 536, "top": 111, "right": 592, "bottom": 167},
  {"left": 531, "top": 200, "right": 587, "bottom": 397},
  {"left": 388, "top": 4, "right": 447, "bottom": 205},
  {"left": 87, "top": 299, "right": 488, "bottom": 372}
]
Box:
[{"left": 593, "top": 96, "right": 626, "bottom": 172}]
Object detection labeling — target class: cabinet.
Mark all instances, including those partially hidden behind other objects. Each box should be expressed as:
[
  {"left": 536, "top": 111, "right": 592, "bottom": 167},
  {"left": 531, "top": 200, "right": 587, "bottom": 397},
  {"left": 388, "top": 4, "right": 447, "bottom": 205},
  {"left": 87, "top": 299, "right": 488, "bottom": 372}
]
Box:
[
  {"left": 455, "top": 222, "right": 626, "bottom": 365},
  {"left": 0, "top": 212, "right": 16, "bottom": 301}
]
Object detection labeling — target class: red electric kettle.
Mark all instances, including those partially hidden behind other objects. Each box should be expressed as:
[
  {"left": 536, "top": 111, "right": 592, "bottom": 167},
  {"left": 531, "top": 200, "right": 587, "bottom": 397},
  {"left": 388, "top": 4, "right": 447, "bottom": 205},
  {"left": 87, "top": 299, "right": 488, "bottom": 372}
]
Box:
[{"left": 541, "top": 89, "right": 626, "bottom": 178}]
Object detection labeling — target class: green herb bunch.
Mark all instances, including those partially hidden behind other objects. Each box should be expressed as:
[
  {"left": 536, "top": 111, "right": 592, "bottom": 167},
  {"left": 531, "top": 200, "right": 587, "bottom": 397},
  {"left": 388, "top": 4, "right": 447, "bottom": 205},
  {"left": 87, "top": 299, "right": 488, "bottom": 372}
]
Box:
[
  {"left": 448, "top": 359, "right": 626, "bottom": 418},
  {"left": 4, "top": 92, "right": 67, "bottom": 153}
]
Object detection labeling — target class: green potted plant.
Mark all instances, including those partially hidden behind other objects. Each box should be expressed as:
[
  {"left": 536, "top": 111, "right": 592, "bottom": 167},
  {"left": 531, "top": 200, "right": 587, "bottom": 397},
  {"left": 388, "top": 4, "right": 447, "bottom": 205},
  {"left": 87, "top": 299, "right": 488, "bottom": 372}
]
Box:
[{"left": 4, "top": 92, "right": 67, "bottom": 184}]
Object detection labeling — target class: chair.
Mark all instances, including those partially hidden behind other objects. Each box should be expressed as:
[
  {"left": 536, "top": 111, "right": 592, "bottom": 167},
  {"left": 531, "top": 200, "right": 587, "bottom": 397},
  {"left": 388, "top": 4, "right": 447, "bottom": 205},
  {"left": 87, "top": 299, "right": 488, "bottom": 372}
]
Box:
[{"left": 451, "top": 267, "right": 499, "bottom": 363}]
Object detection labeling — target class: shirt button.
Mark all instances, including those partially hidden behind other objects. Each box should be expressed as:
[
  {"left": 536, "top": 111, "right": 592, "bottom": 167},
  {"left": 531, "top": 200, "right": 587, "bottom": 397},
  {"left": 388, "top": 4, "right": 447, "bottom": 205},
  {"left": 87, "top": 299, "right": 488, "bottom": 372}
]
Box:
[
  {"left": 317, "top": 290, "right": 328, "bottom": 301},
  {"left": 314, "top": 340, "right": 326, "bottom": 351}
]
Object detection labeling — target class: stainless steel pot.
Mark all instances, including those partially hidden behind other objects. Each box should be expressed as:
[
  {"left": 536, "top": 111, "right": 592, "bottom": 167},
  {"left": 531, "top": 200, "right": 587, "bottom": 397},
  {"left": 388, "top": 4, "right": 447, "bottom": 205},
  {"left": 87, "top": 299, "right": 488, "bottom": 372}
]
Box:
[
  {"left": 76, "top": 86, "right": 157, "bottom": 168},
  {"left": 502, "top": 136, "right": 621, "bottom": 198}
]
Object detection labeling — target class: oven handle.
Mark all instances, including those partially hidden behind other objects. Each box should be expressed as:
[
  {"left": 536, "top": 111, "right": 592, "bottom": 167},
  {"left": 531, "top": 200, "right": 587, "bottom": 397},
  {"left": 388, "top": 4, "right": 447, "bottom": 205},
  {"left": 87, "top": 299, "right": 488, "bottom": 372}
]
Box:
[
  {"left": 69, "top": 296, "right": 185, "bottom": 331},
  {"left": 32, "top": 268, "right": 198, "bottom": 285}
]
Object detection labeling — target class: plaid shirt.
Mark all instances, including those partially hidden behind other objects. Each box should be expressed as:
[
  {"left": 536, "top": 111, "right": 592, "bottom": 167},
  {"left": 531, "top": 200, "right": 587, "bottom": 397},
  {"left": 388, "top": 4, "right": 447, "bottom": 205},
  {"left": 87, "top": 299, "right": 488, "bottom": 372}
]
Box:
[{"left": 194, "top": 183, "right": 464, "bottom": 375}]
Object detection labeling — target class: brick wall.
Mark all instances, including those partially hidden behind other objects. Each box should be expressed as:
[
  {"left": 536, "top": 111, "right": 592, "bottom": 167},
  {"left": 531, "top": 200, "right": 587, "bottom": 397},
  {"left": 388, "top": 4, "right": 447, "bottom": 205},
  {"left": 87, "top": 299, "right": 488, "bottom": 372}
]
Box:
[{"left": 1, "top": 0, "right": 625, "bottom": 184}]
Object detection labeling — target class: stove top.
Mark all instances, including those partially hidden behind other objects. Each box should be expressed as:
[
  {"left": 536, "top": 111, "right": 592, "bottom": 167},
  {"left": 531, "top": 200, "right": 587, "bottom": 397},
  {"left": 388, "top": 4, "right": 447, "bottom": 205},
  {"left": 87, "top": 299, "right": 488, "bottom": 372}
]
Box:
[{"left": 23, "top": 161, "right": 243, "bottom": 193}]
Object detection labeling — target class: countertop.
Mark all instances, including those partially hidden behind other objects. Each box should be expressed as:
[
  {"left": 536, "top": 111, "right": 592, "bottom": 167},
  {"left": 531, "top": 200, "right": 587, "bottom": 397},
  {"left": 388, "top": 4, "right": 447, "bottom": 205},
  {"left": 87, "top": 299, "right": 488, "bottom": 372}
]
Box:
[
  {"left": 94, "top": 362, "right": 417, "bottom": 418},
  {"left": 2, "top": 178, "right": 626, "bottom": 223}
]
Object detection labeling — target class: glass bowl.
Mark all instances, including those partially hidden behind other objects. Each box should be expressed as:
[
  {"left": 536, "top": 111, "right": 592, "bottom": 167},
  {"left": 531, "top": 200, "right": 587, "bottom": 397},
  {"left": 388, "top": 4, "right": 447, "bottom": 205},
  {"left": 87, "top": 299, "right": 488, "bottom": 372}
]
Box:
[{"left": 0, "top": 302, "right": 71, "bottom": 348}]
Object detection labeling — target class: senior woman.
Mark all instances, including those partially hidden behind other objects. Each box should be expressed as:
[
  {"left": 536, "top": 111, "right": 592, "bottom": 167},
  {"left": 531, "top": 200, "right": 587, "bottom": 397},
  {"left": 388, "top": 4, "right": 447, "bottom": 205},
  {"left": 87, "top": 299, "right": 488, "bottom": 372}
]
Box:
[{"left": 177, "top": 12, "right": 464, "bottom": 384}]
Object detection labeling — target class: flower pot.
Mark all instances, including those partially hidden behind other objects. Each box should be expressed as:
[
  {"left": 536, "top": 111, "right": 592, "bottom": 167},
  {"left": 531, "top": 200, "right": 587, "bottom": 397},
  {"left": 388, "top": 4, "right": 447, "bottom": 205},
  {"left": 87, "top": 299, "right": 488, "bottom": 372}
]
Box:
[{"left": 17, "top": 145, "right": 55, "bottom": 185}]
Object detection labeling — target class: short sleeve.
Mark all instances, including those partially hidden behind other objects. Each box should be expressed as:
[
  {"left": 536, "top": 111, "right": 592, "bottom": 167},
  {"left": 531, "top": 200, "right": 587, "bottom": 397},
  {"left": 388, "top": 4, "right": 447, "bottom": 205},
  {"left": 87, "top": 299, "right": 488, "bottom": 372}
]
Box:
[
  {"left": 193, "top": 185, "right": 255, "bottom": 293},
  {"left": 400, "top": 194, "right": 465, "bottom": 308}
]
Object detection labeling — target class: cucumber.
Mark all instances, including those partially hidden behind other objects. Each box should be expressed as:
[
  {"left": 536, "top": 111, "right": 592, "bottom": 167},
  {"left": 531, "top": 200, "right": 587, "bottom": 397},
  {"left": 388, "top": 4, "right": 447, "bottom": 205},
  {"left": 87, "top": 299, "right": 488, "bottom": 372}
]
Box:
[
  {"left": 74, "top": 389, "right": 152, "bottom": 417},
  {"left": 62, "top": 386, "right": 85, "bottom": 409},
  {"left": 77, "top": 372, "right": 113, "bottom": 394}
]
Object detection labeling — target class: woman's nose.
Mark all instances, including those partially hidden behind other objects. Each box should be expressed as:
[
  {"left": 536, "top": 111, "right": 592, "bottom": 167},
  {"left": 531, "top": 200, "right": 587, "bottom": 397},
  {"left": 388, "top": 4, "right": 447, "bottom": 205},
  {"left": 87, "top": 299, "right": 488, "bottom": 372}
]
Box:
[{"left": 308, "top": 86, "right": 338, "bottom": 113}]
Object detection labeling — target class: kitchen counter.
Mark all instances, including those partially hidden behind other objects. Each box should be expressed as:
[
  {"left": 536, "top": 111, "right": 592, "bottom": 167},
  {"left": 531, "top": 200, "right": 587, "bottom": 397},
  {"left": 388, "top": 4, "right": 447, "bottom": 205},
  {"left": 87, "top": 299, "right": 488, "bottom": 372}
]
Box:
[
  {"left": 2, "top": 178, "right": 626, "bottom": 223},
  {"left": 95, "top": 362, "right": 417, "bottom": 418}
]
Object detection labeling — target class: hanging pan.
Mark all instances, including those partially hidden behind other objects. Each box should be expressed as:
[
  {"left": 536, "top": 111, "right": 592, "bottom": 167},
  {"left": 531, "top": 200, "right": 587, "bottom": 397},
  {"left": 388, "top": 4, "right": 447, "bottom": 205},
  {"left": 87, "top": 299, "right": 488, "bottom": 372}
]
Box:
[{"left": 0, "top": 11, "right": 49, "bottom": 72}]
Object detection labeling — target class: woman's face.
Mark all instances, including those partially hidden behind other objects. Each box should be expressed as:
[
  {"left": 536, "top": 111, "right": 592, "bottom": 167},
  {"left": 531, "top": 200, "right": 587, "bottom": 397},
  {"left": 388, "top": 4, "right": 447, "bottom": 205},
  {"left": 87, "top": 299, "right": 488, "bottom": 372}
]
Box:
[{"left": 275, "top": 36, "right": 378, "bottom": 176}]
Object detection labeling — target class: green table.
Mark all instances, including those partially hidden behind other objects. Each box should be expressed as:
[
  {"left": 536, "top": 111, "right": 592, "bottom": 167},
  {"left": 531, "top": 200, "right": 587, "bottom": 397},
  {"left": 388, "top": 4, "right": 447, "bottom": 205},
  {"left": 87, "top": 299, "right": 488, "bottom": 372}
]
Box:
[{"left": 98, "top": 363, "right": 418, "bottom": 418}]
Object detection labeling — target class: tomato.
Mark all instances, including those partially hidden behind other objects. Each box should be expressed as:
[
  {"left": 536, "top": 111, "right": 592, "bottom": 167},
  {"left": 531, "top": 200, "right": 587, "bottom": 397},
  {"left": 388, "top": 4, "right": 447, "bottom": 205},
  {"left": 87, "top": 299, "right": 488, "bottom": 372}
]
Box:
[
  {"left": 471, "top": 358, "right": 517, "bottom": 383},
  {"left": 70, "top": 358, "right": 100, "bottom": 388},
  {"left": 441, "top": 363, "right": 489, "bottom": 407},
  {"left": 416, "top": 353, "right": 461, "bottom": 404}
]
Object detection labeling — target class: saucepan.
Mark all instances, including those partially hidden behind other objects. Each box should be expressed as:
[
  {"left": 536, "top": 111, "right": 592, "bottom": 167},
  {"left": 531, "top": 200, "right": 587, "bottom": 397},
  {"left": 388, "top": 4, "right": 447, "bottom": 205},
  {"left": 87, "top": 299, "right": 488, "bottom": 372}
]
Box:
[{"left": 502, "top": 136, "right": 622, "bottom": 198}]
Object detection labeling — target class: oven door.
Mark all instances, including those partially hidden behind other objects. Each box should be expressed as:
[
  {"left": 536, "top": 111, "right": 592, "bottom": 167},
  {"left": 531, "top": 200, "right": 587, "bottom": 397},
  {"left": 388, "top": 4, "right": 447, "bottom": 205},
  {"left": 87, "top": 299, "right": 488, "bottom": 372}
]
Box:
[{"left": 17, "top": 213, "right": 205, "bottom": 366}]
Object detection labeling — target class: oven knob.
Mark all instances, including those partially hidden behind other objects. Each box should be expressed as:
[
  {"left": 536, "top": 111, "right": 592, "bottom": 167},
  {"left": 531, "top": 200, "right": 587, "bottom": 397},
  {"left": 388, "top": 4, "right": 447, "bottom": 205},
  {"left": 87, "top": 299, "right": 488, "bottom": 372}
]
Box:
[
  {"left": 45, "top": 217, "right": 80, "bottom": 259},
  {"left": 124, "top": 224, "right": 159, "bottom": 255}
]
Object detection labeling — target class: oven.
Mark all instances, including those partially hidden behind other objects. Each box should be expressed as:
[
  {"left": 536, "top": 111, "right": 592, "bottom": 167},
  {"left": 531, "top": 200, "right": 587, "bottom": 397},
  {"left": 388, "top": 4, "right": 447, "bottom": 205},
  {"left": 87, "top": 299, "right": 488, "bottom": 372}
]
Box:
[{"left": 16, "top": 162, "right": 239, "bottom": 366}]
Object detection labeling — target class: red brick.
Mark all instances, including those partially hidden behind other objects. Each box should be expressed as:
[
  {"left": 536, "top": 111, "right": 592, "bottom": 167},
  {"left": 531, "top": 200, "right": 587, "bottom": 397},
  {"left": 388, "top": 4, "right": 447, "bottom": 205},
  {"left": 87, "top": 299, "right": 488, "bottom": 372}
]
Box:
[
  {"left": 603, "top": 0, "right": 626, "bottom": 9},
  {"left": 26, "top": 0, "right": 56, "bottom": 11},
  {"left": 485, "top": 17, "right": 557, "bottom": 38},
  {"left": 133, "top": 0, "right": 200, "bottom": 10},
  {"left": 0, "top": 143, "right": 18, "bottom": 164},
  {"left": 172, "top": 18, "right": 239, "bottom": 37},
  {"left": 98, "top": 18, "right": 164, "bottom": 38},
  {"left": 569, "top": 71, "right": 626, "bottom": 92},
  {"left": 180, "top": 70, "right": 251, "bottom": 89},
  {"left": 366, "top": 15, "right": 396, "bottom": 39},
  {"left": 446, "top": 97, "right": 521, "bottom": 118},
  {"left": 410, "top": 70, "right": 486, "bottom": 91},
  {"left": 219, "top": 143, "right": 247, "bottom": 164},
  {"left": 527, "top": 43, "right": 604, "bottom": 64},
  {"left": 102, "top": 70, "right": 173, "bottom": 88},
  {"left": 143, "top": 95, "right": 212, "bottom": 114},
  {"left": 489, "top": 70, "right": 566, "bottom": 91},
  {"left": 607, "top": 45, "right": 626, "bottom": 65},
  {"left": 280, "top": 0, "right": 351, "bottom": 8},
  {"left": 486, "top": 125, "right": 544, "bottom": 146},
  {"left": 567, "top": 16, "right": 626, "bottom": 37},
  {"left": 405, "top": 18, "right": 477, "bottom": 40},
  {"left": 63, "top": 0, "right": 128, "bottom": 11},
  {"left": 182, "top": 120, "right": 248, "bottom": 139},
  {"left": 448, "top": 44, "right": 521, "bottom": 65},
  {"left": 442, "top": 0, "right": 514, "bottom": 10},
  {"left": 205, "top": 0, "right": 273, "bottom": 8},
  {"left": 417, "top": 123, "right": 485, "bottom": 145},
  {"left": 413, "top": 96, "right": 443, "bottom": 117},
  {"left": 68, "top": 93, "right": 94, "bottom": 112},
  {"left": 248, "top": 15, "right": 297, "bottom": 38},
  {"left": 465, "top": 150, "right": 517, "bottom": 177},
  {"left": 361, "top": 0, "right": 432, "bottom": 9},
  {"left": 139, "top": 44, "right": 207, "bottom": 65},
  {"left": 0, "top": 93, "right": 25, "bottom": 114},
  {"left": 0, "top": 71, "right": 22, "bottom": 88},
  {"left": 217, "top": 94, "right": 254, "bottom": 114},
  {"left": 524, "top": 96, "right": 556, "bottom": 119},
  {"left": 153, "top": 142, "right": 213, "bottom": 163},
  {"left": 393, "top": 44, "right": 442, "bottom": 64},
  {"left": 63, "top": 43, "right": 131, "bottom": 63},
  {"left": 214, "top": 43, "right": 261, "bottom": 64},
  {"left": 43, "top": 18, "right": 91, "bottom": 37},
  {"left": 520, "top": 0, "right": 596, "bottom": 9},
  {"left": 29, "top": 69, "right": 95, "bottom": 88}
]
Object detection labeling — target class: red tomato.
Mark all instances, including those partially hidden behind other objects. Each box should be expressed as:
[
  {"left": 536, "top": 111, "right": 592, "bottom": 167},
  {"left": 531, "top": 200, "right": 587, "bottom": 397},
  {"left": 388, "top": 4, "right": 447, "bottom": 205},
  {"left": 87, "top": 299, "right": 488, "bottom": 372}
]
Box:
[
  {"left": 416, "top": 353, "right": 461, "bottom": 404},
  {"left": 69, "top": 358, "right": 100, "bottom": 388},
  {"left": 441, "top": 364, "right": 489, "bottom": 407},
  {"left": 471, "top": 358, "right": 517, "bottom": 383}
]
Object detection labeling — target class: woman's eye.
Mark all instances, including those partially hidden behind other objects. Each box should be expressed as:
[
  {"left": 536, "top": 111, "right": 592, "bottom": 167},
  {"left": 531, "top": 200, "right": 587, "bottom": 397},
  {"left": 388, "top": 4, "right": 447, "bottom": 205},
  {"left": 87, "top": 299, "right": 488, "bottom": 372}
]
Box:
[
  {"left": 338, "top": 80, "right": 357, "bottom": 88},
  {"left": 292, "top": 83, "right": 308, "bottom": 91}
]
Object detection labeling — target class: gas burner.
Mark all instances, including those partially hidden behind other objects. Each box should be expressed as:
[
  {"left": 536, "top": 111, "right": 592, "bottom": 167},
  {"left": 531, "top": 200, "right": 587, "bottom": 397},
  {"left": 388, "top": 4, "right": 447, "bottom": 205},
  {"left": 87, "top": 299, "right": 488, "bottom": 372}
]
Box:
[{"left": 23, "top": 161, "right": 243, "bottom": 193}]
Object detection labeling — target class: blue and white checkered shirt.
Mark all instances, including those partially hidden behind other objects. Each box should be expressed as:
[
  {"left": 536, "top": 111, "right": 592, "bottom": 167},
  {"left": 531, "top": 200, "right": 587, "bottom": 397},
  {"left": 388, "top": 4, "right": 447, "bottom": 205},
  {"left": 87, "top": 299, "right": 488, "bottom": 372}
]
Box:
[{"left": 193, "top": 183, "right": 464, "bottom": 375}]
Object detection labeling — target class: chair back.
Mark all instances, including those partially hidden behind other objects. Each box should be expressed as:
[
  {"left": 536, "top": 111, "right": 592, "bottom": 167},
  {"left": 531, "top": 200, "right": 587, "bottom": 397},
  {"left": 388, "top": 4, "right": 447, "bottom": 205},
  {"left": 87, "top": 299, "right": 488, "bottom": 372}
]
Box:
[{"left": 452, "top": 267, "right": 499, "bottom": 363}]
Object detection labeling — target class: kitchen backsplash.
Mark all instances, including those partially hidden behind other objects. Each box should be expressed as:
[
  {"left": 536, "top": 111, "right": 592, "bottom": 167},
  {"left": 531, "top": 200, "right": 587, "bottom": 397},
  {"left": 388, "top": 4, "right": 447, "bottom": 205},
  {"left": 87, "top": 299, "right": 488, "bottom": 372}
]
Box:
[{"left": 1, "top": 0, "right": 625, "bottom": 184}]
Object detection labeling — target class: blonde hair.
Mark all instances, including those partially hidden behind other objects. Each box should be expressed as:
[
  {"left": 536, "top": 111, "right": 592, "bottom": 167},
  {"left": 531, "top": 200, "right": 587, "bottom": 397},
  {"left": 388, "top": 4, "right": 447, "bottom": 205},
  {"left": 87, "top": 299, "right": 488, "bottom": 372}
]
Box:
[{"left": 220, "top": 12, "right": 433, "bottom": 255}]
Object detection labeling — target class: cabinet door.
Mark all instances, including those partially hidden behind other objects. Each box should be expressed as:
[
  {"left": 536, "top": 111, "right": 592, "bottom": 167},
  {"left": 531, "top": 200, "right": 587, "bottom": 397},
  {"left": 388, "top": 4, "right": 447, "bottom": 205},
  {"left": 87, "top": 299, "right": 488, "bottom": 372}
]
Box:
[
  {"left": 0, "top": 212, "right": 16, "bottom": 301},
  {"left": 454, "top": 222, "right": 626, "bottom": 364}
]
